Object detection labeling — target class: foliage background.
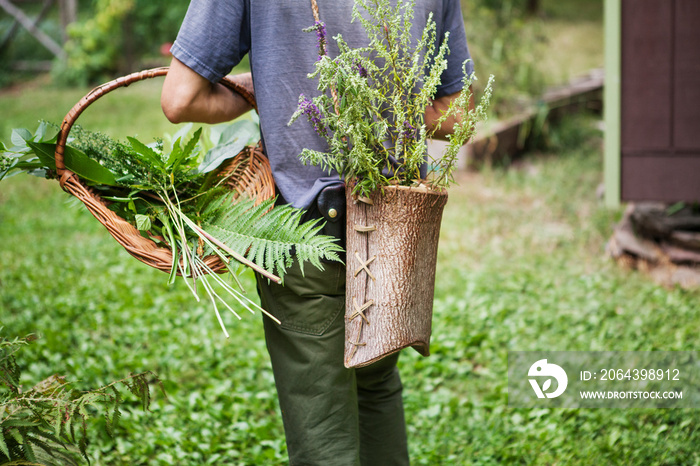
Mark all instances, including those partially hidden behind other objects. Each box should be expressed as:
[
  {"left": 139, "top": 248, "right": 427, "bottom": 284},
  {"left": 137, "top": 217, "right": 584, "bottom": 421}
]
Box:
[
  {"left": 0, "top": 0, "right": 189, "bottom": 86},
  {"left": 1, "top": 0, "right": 601, "bottom": 112}
]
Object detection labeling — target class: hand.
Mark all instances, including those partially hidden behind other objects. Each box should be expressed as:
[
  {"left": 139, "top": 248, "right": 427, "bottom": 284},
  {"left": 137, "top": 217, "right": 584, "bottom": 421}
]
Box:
[{"left": 425, "top": 86, "right": 475, "bottom": 140}]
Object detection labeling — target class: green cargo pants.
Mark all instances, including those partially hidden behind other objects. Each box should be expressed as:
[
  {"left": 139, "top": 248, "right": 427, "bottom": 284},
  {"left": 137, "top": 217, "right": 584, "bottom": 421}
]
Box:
[{"left": 256, "top": 259, "right": 410, "bottom": 466}]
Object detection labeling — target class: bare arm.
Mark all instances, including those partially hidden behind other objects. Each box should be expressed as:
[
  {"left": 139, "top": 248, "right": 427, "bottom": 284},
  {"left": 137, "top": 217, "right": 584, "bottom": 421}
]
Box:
[
  {"left": 425, "top": 86, "right": 475, "bottom": 140},
  {"left": 161, "top": 57, "right": 253, "bottom": 124}
]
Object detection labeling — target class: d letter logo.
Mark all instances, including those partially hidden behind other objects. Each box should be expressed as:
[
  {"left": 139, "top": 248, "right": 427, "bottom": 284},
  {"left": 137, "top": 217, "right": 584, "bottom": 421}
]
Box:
[{"left": 528, "top": 359, "right": 568, "bottom": 399}]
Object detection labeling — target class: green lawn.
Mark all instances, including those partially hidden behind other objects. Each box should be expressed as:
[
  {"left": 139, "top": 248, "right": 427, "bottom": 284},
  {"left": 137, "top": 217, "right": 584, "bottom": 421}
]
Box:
[
  {"left": 2, "top": 114, "right": 699, "bottom": 464},
  {"left": 0, "top": 78, "right": 182, "bottom": 143}
]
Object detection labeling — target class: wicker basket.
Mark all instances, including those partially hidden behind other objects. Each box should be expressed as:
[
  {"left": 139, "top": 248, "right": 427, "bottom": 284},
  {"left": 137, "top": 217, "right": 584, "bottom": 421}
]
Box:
[{"left": 53, "top": 67, "right": 275, "bottom": 275}]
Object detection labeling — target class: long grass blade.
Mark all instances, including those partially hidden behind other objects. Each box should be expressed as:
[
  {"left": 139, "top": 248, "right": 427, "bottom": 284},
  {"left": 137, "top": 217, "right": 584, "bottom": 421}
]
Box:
[
  {"left": 195, "top": 256, "right": 281, "bottom": 325},
  {"left": 198, "top": 271, "right": 242, "bottom": 322},
  {"left": 177, "top": 239, "right": 200, "bottom": 299},
  {"left": 198, "top": 274, "right": 229, "bottom": 339}
]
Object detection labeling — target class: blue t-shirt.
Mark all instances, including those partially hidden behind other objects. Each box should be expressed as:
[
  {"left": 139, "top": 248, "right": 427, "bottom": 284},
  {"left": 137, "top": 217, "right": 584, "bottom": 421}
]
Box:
[{"left": 171, "top": 0, "right": 472, "bottom": 209}]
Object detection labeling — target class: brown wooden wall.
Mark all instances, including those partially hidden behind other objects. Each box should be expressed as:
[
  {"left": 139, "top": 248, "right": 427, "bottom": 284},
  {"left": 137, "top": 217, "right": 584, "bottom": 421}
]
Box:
[{"left": 621, "top": 0, "right": 700, "bottom": 202}]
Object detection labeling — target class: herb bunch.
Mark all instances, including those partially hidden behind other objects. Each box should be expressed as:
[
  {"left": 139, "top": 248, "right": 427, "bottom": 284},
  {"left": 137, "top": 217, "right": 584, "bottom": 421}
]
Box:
[
  {"left": 1, "top": 121, "right": 343, "bottom": 335},
  {"left": 289, "top": 0, "right": 494, "bottom": 196}
]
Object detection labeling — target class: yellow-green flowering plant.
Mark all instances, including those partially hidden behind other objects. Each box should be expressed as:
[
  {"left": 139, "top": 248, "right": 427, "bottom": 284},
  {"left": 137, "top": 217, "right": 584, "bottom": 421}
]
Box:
[{"left": 289, "top": 0, "right": 495, "bottom": 196}]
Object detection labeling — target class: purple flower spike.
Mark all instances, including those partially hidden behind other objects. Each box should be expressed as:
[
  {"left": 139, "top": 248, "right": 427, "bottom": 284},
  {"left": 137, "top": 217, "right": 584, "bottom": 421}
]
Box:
[
  {"left": 402, "top": 120, "right": 416, "bottom": 140},
  {"left": 354, "top": 59, "right": 368, "bottom": 78},
  {"left": 298, "top": 94, "right": 328, "bottom": 138},
  {"left": 315, "top": 21, "right": 327, "bottom": 60}
]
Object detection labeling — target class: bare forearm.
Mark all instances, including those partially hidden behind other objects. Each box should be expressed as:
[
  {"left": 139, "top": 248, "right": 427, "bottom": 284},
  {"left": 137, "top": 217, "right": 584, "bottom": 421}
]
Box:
[
  {"left": 425, "top": 86, "right": 475, "bottom": 140},
  {"left": 161, "top": 57, "right": 253, "bottom": 124}
]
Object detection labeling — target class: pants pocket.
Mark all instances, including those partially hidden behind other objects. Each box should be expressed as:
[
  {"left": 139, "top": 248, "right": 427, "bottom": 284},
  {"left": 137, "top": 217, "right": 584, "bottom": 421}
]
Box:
[{"left": 257, "top": 259, "right": 346, "bottom": 336}]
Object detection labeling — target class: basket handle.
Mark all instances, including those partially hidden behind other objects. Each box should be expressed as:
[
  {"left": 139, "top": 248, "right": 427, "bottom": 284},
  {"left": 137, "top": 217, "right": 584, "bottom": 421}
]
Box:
[{"left": 54, "top": 66, "right": 257, "bottom": 187}]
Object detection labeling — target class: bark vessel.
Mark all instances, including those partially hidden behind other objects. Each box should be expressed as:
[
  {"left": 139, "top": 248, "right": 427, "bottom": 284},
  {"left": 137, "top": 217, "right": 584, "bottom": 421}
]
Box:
[{"left": 344, "top": 183, "right": 448, "bottom": 368}]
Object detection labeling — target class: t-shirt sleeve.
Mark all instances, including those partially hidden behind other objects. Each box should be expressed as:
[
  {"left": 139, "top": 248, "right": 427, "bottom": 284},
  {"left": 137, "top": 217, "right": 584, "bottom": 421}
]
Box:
[
  {"left": 435, "top": 0, "right": 474, "bottom": 97},
  {"left": 170, "top": 0, "right": 250, "bottom": 83}
]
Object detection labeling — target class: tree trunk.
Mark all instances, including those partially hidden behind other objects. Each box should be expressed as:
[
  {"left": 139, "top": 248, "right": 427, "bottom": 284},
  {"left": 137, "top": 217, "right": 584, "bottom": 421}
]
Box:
[
  {"left": 344, "top": 183, "right": 448, "bottom": 368},
  {"left": 526, "top": 0, "right": 540, "bottom": 16},
  {"left": 58, "top": 0, "right": 77, "bottom": 43}
]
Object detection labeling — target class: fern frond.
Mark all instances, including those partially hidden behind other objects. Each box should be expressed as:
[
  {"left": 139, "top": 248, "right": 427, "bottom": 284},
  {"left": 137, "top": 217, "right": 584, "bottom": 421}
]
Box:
[
  {"left": 27, "top": 428, "right": 64, "bottom": 449},
  {"left": 77, "top": 430, "right": 87, "bottom": 466},
  {"left": 122, "top": 373, "right": 151, "bottom": 412},
  {"left": 0, "top": 428, "right": 10, "bottom": 459},
  {"left": 109, "top": 385, "right": 122, "bottom": 435},
  {"left": 20, "top": 431, "right": 36, "bottom": 463},
  {"left": 202, "top": 195, "right": 343, "bottom": 279},
  {"left": 24, "top": 435, "right": 59, "bottom": 464}
]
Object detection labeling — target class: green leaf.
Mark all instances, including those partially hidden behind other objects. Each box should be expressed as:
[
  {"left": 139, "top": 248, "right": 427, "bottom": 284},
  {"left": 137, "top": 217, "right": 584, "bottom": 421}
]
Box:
[
  {"left": 170, "top": 127, "right": 201, "bottom": 173},
  {"left": 666, "top": 202, "right": 685, "bottom": 216},
  {"left": 182, "top": 127, "right": 202, "bottom": 159},
  {"left": 34, "top": 121, "right": 59, "bottom": 142},
  {"left": 169, "top": 122, "right": 194, "bottom": 149},
  {"left": 8, "top": 428, "right": 23, "bottom": 445},
  {"left": 135, "top": 214, "right": 152, "bottom": 231},
  {"left": 197, "top": 138, "right": 249, "bottom": 174},
  {"left": 219, "top": 120, "right": 258, "bottom": 146},
  {"left": 166, "top": 137, "right": 183, "bottom": 169},
  {"left": 197, "top": 121, "right": 258, "bottom": 175},
  {"left": 25, "top": 141, "right": 57, "bottom": 168},
  {"left": 21, "top": 433, "right": 37, "bottom": 463},
  {"left": 127, "top": 136, "right": 165, "bottom": 171},
  {"left": 3, "top": 419, "right": 41, "bottom": 428},
  {"left": 53, "top": 406, "right": 63, "bottom": 438},
  {"left": 13, "top": 160, "right": 46, "bottom": 171},
  {"left": 26, "top": 142, "right": 119, "bottom": 186},
  {"left": 11, "top": 128, "right": 32, "bottom": 147}
]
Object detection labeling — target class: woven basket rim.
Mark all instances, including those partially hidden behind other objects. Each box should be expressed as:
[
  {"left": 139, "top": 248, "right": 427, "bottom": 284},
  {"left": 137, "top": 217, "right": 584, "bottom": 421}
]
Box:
[{"left": 51, "top": 67, "right": 274, "bottom": 274}]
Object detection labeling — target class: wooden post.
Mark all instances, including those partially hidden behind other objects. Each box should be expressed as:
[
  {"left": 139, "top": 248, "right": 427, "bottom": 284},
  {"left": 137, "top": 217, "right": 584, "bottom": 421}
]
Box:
[
  {"left": 0, "top": 0, "right": 65, "bottom": 59},
  {"left": 0, "top": 0, "right": 54, "bottom": 52},
  {"left": 604, "top": 0, "right": 621, "bottom": 208}
]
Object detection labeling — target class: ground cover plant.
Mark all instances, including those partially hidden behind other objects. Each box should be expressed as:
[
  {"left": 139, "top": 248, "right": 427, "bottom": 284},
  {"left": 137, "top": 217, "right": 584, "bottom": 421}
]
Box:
[{"left": 2, "top": 111, "right": 699, "bottom": 464}]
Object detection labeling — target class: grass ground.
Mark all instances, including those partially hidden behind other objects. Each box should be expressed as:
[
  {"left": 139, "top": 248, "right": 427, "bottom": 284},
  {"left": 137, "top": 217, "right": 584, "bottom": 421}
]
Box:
[
  {"left": 2, "top": 115, "right": 699, "bottom": 464},
  {"left": 0, "top": 77, "right": 179, "bottom": 142}
]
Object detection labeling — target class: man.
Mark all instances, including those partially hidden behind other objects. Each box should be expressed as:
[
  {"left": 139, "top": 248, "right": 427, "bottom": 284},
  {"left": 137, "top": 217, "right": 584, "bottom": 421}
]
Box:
[{"left": 161, "top": 1, "right": 472, "bottom": 464}]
